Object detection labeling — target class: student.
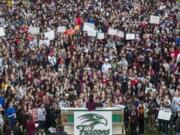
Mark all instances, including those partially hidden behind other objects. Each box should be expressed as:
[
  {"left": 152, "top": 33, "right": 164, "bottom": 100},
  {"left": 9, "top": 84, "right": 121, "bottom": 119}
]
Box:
[{"left": 86, "top": 95, "right": 96, "bottom": 111}]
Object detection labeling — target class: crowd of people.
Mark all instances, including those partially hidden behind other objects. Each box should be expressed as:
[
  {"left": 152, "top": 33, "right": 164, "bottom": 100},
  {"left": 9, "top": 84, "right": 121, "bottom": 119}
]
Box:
[{"left": 0, "top": 0, "right": 179, "bottom": 135}]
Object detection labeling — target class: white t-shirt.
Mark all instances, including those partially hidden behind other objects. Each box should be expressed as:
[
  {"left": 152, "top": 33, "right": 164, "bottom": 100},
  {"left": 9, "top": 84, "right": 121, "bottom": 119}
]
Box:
[
  {"left": 102, "top": 63, "right": 111, "bottom": 73},
  {"left": 48, "top": 56, "right": 57, "bottom": 66}
]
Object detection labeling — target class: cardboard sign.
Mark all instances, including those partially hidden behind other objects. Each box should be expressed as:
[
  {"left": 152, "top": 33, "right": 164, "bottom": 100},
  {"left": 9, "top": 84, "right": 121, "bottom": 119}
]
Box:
[
  {"left": 0, "top": 27, "right": 5, "bottom": 36},
  {"left": 44, "top": 30, "right": 55, "bottom": 40},
  {"left": 97, "top": 32, "right": 105, "bottom": 39},
  {"left": 150, "top": 15, "right": 160, "bottom": 24},
  {"left": 83, "top": 22, "right": 95, "bottom": 32},
  {"left": 28, "top": 27, "right": 40, "bottom": 35},
  {"left": 74, "top": 111, "right": 112, "bottom": 135},
  {"left": 57, "top": 26, "right": 66, "bottom": 33},
  {"left": 108, "top": 28, "right": 117, "bottom": 36},
  {"left": 158, "top": 108, "right": 172, "bottom": 121},
  {"left": 126, "top": 33, "right": 135, "bottom": 40}
]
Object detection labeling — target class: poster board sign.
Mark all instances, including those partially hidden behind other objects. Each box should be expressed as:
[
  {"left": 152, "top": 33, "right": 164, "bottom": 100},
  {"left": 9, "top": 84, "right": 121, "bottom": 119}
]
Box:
[
  {"left": 44, "top": 30, "right": 55, "bottom": 40},
  {"left": 39, "top": 39, "right": 50, "bottom": 46},
  {"left": 145, "top": 87, "right": 157, "bottom": 94},
  {"left": 108, "top": 28, "right": 117, "bottom": 36},
  {"left": 28, "top": 27, "right": 40, "bottom": 35},
  {"left": 57, "top": 26, "right": 66, "bottom": 33},
  {"left": 97, "top": 32, "right": 105, "bottom": 39},
  {"left": 126, "top": 33, "right": 135, "bottom": 40},
  {"left": 83, "top": 22, "right": 95, "bottom": 32},
  {"left": 116, "top": 31, "right": 124, "bottom": 38},
  {"left": 0, "top": 27, "right": 5, "bottom": 36},
  {"left": 87, "top": 29, "right": 97, "bottom": 37},
  {"left": 74, "top": 111, "right": 112, "bottom": 135},
  {"left": 150, "top": 15, "right": 160, "bottom": 24},
  {"left": 158, "top": 108, "right": 172, "bottom": 121}
]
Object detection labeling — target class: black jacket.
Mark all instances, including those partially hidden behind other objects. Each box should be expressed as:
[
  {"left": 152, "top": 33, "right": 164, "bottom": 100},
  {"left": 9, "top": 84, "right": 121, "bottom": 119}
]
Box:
[{"left": 175, "top": 118, "right": 180, "bottom": 132}]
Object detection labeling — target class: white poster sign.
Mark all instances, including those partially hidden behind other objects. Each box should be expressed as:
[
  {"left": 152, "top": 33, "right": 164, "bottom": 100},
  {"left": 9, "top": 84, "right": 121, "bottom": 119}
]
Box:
[
  {"left": 0, "top": 27, "right": 5, "bottom": 36},
  {"left": 28, "top": 27, "right": 40, "bottom": 35},
  {"left": 39, "top": 39, "right": 50, "bottom": 46},
  {"left": 108, "top": 28, "right": 117, "bottom": 36},
  {"left": 145, "top": 87, "right": 157, "bottom": 94},
  {"left": 57, "top": 26, "right": 66, "bottom": 33},
  {"left": 97, "top": 32, "right": 105, "bottom": 39},
  {"left": 150, "top": 15, "right": 160, "bottom": 24},
  {"left": 158, "top": 108, "right": 172, "bottom": 121},
  {"left": 83, "top": 22, "right": 95, "bottom": 32},
  {"left": 87, "top": 29, "right": 97, "bottom": 37},
  {"left": 116, "top": 31, "right": 124, "bottom": 38},
  {"left": 126, "top": 33, "right": 135, "bottom": 40},
  {"left": 74, "top": 111, "right": 112, "bottom": 135},
  {"left": 44, "top": 30, "right": 55, "bottom": 40}
]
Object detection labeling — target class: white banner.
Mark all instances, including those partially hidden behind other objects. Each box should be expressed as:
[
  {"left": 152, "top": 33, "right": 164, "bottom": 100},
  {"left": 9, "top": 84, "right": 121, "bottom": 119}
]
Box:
[
  {"left": 158, "top": 108, "right": 172, "bottom": 121},
  {"left": 74, "top": 111, "right": 112, "bottom": 135}
]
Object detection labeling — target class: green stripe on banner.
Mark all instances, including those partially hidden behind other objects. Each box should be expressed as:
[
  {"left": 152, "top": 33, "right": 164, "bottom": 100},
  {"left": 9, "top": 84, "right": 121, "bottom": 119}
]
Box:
[{"left": 66, "top": 114, "right": 123, "bottom": 123}]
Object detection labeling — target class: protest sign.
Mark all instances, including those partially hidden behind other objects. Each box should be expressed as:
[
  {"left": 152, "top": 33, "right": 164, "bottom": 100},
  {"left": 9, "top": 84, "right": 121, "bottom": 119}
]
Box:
[
  {"left": 97, "top": 32, "right": 105, "bottom": 39},
  {"left": 145, "top": 87, "right": 157, "bottom": 94},
  {"left": 150, "top": 15, "right": 160, "bottom": 24},
  {"left": 39, "top": 39, "right": 50, "bottom": 46},
  {"left": 158, "top": 107, "right": 172, "bottom": 121},
  {"left": 57, "top": 26, "right": 66, "bottom": 33},
  {"left": 116, "top": 31, "right": 124, "bottom": 38},
  {"left": 28, "top": 27, "right": 40, "bottom": 35},
  {"left": 126, "top": 33, "right": 135, "bottom": 40},
  {"left": 108, "top": 28, "right": 117, "bottom": 36},
  {"left": 44, "top": 30, "right": 55, "bottom": 40},
  {"left": 83, "top": 22, "right": 95, "bottom": 32},
  {"left": 0, "top": 27, "right": 5, "bottom": 36},
  {"left": 87, "top": 29, "right": 97, "bottom": 37}
]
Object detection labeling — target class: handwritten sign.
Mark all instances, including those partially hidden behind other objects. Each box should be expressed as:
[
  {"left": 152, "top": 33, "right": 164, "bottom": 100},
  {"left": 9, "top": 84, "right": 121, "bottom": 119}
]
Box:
[
  {"left": 116, "top": 31, "right": 124, "bottom": 38},
  {"left": 83, "top": 22, "right": 95, "bottom": 32},
  {"left": 97, "top": 32, "right": 105, "bottom": 39},
  {"left": 158, "top": 108, "right": 172, "bottom": 121},
  {"left": 145, "top": 87, "right": 157, "bottom": 94},
  {"left": 108, "top": 28, "right": 117, "bottom": 36},
  {"left": 44, "top": 30, "right": 55, "bottom": 40},
  {"left": 126, "top": 33, "right": 135, "bottom": 40},
  {"left": 57, "top": 26, "right": 66, "bottom": 33},
  {"left": 87, "top": 29, "right": 97, "bottom": 37},
  {"left": 0, "top": 27, "right": 5, "bottom": 36},
  {"left": 28, "top": 27, "right": 40, "bottom": 35},
  {"left": 150, "top": 15, "right": 160, "bottom": 24}
]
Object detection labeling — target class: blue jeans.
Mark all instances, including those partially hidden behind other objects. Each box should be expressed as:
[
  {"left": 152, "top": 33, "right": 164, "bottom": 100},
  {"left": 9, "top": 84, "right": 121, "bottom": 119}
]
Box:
[{"left": 176, "top": 133, "right": 180, "bottom": 135}]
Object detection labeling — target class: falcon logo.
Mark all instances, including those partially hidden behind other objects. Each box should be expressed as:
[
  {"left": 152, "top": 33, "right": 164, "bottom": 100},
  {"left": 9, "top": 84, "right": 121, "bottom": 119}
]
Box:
[{"left": 76, "top": 113, "right": 110, "bottom": 135}]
